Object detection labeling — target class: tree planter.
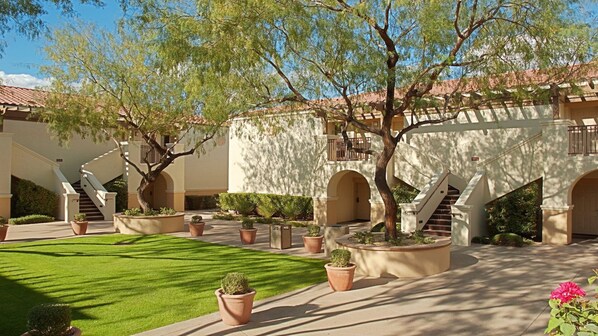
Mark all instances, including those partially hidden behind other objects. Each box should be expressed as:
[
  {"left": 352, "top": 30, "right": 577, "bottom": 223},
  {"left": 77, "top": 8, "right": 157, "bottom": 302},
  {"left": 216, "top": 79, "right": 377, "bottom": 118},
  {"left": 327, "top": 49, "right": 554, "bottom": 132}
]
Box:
[
  {"left": 239, "top": 228, "right": 257, "bottom": 244},
  {"left": 189, "top": 222, "right": 206, "bottom": 237},
  {"left": 215, "top": 289, "right": 256, "bottom": 326},
  {"left": 303, "top": 236, "right": 324, "bottom": 253},
  {"left": 0, "top": 226, "right": 8, "bottom": 242},
  {"left": 21, "top": 326, "right": 82, "bottom": 336},
  {"left": 324, "top": 263, "right": 357, "bottom": 291},
  {"left": 70, "top": 221, "right": 88, "bottom": 235},
  {"left": 113, "top": 213, "right": 184, "bottom": 235}
]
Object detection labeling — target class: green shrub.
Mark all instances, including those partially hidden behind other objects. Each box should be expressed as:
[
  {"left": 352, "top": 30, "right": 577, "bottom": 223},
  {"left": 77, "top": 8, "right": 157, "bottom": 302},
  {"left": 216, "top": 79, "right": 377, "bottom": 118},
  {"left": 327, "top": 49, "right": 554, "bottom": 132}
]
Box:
[
  {"left": 306, "top": 224, "right": 321, "bottom": 237},
  {"left": 11, "top": 176, "right": 58, "bottom": 218},
  {"left": 9, "top": 215, "right": 55, "bottom": 225},
  {"left": 0, "top": 216, "right": 7, "bottom": 225},
  {"left": 144, "top": 209, "right": 159, "bottom": 216},
  {"left": 471, "top": 236, "right": 491, "bottom": 244},
  {"left": 286, "top": 220, "right": 308, "bottom": 227},
  {"left": 330, "top": 249, "right": 351, "bottom": 267},
  {"left": 123, "top": 208, "right": 142, "bottom": 216},
  {"left": 221, "top": 272, "right": 251, "bottom": 295},
  {"left": 219, "top": 193, "right": 255, "bottom": 215},
  {"left": 27, "top": 303, "right": 72, "bottom": 336},
  {"left": 279, "top": 195, "right": 311, "bottom": 220},
  {"left": 241, "top": 217, "right": 254, "bottom": 229},
  {"left": 255, "top": 194, "right": 278, "bottom": 219},
  {"left": 73, "top": 213, "right": 86, "bottom": 222},
  {"left": 392, "top": 183, "right": 419, "bottom": 222},
  {"left": 218, "top": 193, "right": 236, "bottom": 211},
  {"left": 486, "top": 181, "right": 541, "bottom": 239},
  {"left": 185, "top": 195, "right": 218, "bottom": 210},
  {"left": 159, "top": 207, "right": 176, "bottom": 215},
  {"left": 191, "top": 215, "right": 203, "bottom": 223},
  {"left": 255, "top": 217, "right": 274, "bottom": 224},
  {"left": 491, "top": 233, "right": 525, "bottom": 247},
  {"left": 212, "top": 212, "right": 235, "bottom": 220},
  {"left": 352, "top": 231, "right": 374, "bottom": 244},
  {"left": 104, "top": 177, "right": 128, "bottom": 212}
]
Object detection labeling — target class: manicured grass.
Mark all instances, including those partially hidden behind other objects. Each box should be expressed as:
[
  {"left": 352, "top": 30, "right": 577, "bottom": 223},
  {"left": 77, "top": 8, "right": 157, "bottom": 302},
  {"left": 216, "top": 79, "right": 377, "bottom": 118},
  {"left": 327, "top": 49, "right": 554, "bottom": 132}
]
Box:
[{"left": 0, "top": 235, "right": 327, "bottom": 335}]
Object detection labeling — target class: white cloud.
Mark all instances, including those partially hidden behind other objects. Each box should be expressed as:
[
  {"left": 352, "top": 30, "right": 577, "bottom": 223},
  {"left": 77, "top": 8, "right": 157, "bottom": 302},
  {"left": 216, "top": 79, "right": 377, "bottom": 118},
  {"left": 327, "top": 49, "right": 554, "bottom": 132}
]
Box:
[{"left": 0, "top": 71, "right": 53, "bottom": 89}]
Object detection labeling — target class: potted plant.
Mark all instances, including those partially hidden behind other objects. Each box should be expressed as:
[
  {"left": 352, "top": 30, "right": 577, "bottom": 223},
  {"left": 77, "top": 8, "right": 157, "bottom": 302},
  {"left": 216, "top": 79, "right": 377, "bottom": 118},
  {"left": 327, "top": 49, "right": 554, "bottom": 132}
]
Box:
[
  {"left": 303, "top": 224, "right": 323, "bottom": 253},
  {"left": 189, "top": 215, "right": 205, "bottom": 237},
  {"left": 21, "top": 303, "right": 81, "bottom": 336},
  {"left": 70, "top": 213, "right": 88, "bottom": 236},
  {"left": 324, "top": 249, "right": 356, "bottom": 291},
  {"left": 215, "top": 272, "right": 256, "bottom": 326},
  {"left": 0, "top": 216, "right": 8, "bottom": 242},
  {"left": 239, "top": 217, "right": 257, "bottom": 245}
]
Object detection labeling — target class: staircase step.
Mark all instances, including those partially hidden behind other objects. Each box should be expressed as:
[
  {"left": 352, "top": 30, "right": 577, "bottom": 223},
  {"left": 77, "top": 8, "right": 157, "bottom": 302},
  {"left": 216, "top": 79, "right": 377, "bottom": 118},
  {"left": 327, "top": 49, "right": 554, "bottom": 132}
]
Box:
[
  {"left": 427, "top": 218, "right": 452, "bottom": 225},
  {"left": 426, "top": 224, "right": 451, "bottom": 231},
  {"left": 423, "top": 229, "right": 452, "bottom": 237},
  {"left": 422, "top": 186, "right": 461, "bottom": 237}
]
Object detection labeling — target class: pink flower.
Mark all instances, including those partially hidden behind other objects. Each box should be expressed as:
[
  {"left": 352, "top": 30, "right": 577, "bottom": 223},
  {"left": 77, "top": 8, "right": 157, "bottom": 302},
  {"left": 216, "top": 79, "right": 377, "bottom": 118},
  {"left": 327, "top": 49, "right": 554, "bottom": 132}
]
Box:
[{"left": 550, "top": 281, "right": 586, "bottom": 304}]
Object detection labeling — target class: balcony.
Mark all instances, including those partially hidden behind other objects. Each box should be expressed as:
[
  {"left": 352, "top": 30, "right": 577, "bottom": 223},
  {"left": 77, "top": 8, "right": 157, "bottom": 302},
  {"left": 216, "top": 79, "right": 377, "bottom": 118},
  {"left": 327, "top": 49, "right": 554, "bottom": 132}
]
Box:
[
  {"left": 569, "top": 125, "right": 598, "bottom": 155},
  {"left": 327, "top": 137, "right": 371, "bottom": 161}
]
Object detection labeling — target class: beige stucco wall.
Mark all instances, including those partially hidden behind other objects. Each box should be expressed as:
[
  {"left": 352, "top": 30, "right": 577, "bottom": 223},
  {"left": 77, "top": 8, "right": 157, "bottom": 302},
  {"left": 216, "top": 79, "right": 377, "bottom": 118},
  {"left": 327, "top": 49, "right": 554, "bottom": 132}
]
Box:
[
  {"left": 0, "top": 133, "right": 12, "bottom": 218},
  {"left": 184, "top": 130, "right": 228, "bottom": 195},
  {"left": 4, "top": 120, "right": 115, "bottom": 182}
]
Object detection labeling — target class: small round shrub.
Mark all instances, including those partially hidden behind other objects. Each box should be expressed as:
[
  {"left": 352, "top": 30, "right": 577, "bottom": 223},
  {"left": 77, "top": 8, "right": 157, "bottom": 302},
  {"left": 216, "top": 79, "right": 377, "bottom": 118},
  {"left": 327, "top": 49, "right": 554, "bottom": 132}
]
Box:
[
  {"left": 306, "top": 224, "right": 321, "bottom": 237},
  {"left": 191, "top": 215, "right": 203, "bottom": 223},
  {"left": 330, "top": 249, "right": 351, "bottom": 267},
  {"left": 491, "top": 233, "right": 525, "bottom": 247},
  {"left": 352, "top": 231, "right": 374, "bottom": 244},
  {"left": 221, "top": 272, "right": 251, "bottom": 295},
  {"left": 27, "top": 303, "right": 71, "bottom": 336},
  {"left": 241, "top": 217, "right": 254, "bottom": 229},
  {"left": 123, "top": 208, "right": 142, "bottom": 216},
  {"left": 73, "top": 213, "right": 86, "bottom": 222},
  {"left": 159, "top": 207, "right": 176, "bottom": 215}
]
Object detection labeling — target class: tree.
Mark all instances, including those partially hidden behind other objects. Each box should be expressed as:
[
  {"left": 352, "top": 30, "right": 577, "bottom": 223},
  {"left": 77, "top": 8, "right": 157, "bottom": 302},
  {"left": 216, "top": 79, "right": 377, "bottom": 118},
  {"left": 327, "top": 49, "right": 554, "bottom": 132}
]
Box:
[
  {"left": 136, "top": 0, "right": 595, "bottom": 238},
  {"left": 0, "top": 0, "right": 104, "bottom": 55},
  {"left": 39, "top": 23, "right": 237, "bottom": 212}
]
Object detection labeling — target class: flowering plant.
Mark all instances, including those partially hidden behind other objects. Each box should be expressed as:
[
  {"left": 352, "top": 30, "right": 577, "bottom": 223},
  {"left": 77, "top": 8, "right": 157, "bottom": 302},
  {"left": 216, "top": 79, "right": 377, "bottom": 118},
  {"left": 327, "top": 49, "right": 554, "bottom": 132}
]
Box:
[{"left": 545, "top": 270, "right": 598, "bottom": 335}]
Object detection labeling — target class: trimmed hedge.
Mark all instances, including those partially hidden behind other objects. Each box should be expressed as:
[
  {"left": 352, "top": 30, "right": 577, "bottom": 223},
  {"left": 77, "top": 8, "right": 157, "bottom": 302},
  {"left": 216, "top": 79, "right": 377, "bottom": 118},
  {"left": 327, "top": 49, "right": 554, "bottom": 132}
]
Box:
[
  {"left": 486, "top": 180, "right": 541, "bottom": 240},
  {"left": 10, "top": 176, "right": 58, "bottom": 218},
  {"left": 185, "top": 195, "right": 218, "bottom": 210},
  {"left": 104, "top": 177, "right": 128, "bottom": 212},
  {"left": 9, "top": 215, "right": 55, "bottom": 225},
  {"left": 218, "top": 193, "right": 313, "bottom": 220}
]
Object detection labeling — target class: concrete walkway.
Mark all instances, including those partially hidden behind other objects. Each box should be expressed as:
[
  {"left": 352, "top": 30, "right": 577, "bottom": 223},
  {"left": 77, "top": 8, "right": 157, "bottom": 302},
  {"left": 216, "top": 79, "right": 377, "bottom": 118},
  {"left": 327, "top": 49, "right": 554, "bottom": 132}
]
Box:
[{"left": 3, "top": 213, "right": 597, "bottom": 335}]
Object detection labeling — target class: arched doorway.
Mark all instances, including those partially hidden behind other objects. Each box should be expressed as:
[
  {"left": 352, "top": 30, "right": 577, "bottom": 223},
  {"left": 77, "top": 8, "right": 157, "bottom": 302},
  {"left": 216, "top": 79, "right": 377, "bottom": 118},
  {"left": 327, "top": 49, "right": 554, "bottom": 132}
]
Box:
[
  {"left": 327, "top": 171, "right": 371, "bottom": 224},
  {"left": 143, "top": 172, "right": 175, "bottom": 209},
  {"left": 571, "top": 170, "right": 598, "bottom": 236}
]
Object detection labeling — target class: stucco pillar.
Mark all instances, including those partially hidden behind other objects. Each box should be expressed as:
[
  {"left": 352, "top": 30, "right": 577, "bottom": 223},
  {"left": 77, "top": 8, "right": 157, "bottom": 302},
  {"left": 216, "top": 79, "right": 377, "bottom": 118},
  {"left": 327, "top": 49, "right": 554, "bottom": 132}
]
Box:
[
  {"left": 0, "top": 133, "right": 13, "bottom": 219},
  {"left": 168, "top": 192, "right": 185, "bottom": 212},
  {"left": 370, "top": 201, "right": 385, "bottom": 227},
  {"left": 541, "top": 205, "right": 573, "bottom": 245},
  {"left": 313, "top": 197, "right": 327, "bottom": 226}
]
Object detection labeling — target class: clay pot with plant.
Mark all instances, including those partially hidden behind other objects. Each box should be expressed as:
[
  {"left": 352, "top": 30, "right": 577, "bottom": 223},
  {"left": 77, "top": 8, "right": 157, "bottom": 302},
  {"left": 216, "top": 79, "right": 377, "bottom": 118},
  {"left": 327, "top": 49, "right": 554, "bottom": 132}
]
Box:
[
  {"left": 239, "top": 218, "right": 257, "bottom": 245},
  {"left": 0, "top": 216, "right": 8, "bottom": 242},
  {"left": 215, "top": 272, "right": 256, "bottom": 326},
  {"left": 70, "top": 213, "right": 88, "bottom": 235},
  {"left": 303, "top": 224, "right": 323, "bottom": 253},
  {"left": 189, "top": 215, "right": 205, "bottom": 237},
  {"left": 325, "top": 249, "right": 357, "bottom": 291},
  {"left": 21, "top": 303, "right": 81, "bottom": 336}
]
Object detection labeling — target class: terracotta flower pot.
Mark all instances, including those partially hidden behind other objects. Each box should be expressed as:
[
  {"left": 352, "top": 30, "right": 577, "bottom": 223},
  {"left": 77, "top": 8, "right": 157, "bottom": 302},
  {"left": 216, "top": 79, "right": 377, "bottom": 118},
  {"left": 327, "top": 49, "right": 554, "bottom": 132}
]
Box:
[
  {"left": 0, "top": 226, "right": 8, "bottom": 242},
  {"left": 70, "top": 221, "right": 88, "bottom": 235},
  {"left": 189, "top": 222, "right": 205, "bottom": 236},
  {"left": 324, "top": 263, "right": 357, "bottom": 291},
  {"left": 215, "top": 289, "right": 256, "bottom": 326},
  {"left": 303, "top": 235, "right": 324, "bottom": 253},
  {"left": 239, "top": 228, "right": 257, "bottom": 244},
  {"left": 21, "top": 326, "right": 82, "bottom": 336}
]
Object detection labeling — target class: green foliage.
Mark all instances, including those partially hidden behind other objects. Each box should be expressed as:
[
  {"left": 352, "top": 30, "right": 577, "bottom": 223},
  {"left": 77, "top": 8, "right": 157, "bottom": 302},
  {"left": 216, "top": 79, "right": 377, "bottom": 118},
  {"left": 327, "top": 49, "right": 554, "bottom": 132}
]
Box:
[
  {"left": 185, "top": 195, "right": 218, "bottom": 210},
  {"left": 471, "top": 236, "right": 491, "bottom": 245},
  {"left": 392, "top": 184, "right": 419, "bottom": 222},
  {"left": 218, "top": 193, "right": 255, "bottom": 215},
  {"left": 73, "top": 213, "right": 86, "bottom": 222},
  {"left": 159, "top": 207, "right": 176, "bottom": 215},
  {"left": 370, "top": 222, "right": 385, "bottom": 232},
  {"left": 255, "top": 217, "right": 274, "bottom": 224},
  {"left": 9, "top": 215, "right": 55, "bottom": 225},
  {"left": 486, "top": 181, "right": 541, "bottom": 239},
  {"left": 11, "top": 176, "right": 58, "bottom": 218},
  {"left": 221, "top": 272, "right": 251, "bottom": 295},
  {"left": 219, "top": 193, "right": 313, "bottom": 220},
  {"left": 352, "top": 231, "right": 374, "bottom": 245},
  {"left": 0, "top": 216, "right": 7, "bottom": 225},
  {"left": 144, "top": 209, "right": 159, "bottom": 216},
  {"left": 546, "top": 270, "right": 598, "bottom": 336},
  {"left": 491, "top": 233, "right": 525, "bottom": 247},
  {"left": 306, "top": 225, "right": 321, "bottom": 237},
  {"left": 279, "top": 195, "right": 312, "bottom": 220},
  {"left": 330, "top": 249, "right": 351, "bottom": 268},
  {"left": 123, "top": 208, "right": 142, "bottom": 216},
  {"left": 104, "top": 177, "right": 127, "bottom": 213},
  {"left": 26, "top": 303, "right": 71, "bottom": 336},
  {"left": 255, "top": 194, "right": 278, "bottom": 219},
  {"left": 191, "top": 215, "right": 203, "bottom": 223},
  {"left": 241, "top": 217, "right": 254, "bottom": 229},
  {"left": 212, "top": 212, "right": 235, "bottom": 220}
]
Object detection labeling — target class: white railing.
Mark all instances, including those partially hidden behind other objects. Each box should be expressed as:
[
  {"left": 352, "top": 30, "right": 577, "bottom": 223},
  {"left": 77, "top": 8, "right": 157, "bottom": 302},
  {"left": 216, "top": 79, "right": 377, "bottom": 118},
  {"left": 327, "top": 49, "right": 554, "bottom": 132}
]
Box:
[
  {"left": 80, "top": 170, "right": 116, "bottom": 220},
  {"left": 451, "top": 171, "right": 489, "bottom": 246},
  {"left": 54, "top": 167, "right": 79, "bottom": 222},
  {"left": 400, "top": 169, "right": 449, "bottom": 232},
  {"left": 81, "top": 147, "right": 124, "bottom": 184}
]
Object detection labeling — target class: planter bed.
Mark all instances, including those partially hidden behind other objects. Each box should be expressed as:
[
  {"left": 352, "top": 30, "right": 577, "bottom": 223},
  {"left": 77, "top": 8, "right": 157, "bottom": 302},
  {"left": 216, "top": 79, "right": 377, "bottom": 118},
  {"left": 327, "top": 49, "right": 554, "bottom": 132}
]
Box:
[{"left": 113, "top": 213, "right": 184, "bottom": 235}]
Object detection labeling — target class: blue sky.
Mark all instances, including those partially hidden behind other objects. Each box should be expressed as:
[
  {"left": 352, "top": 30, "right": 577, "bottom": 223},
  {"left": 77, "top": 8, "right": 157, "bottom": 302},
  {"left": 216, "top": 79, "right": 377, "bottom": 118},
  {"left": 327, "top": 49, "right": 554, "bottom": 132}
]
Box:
[{"left": 0, "top": 1, "right": 123, "bottom": 88}]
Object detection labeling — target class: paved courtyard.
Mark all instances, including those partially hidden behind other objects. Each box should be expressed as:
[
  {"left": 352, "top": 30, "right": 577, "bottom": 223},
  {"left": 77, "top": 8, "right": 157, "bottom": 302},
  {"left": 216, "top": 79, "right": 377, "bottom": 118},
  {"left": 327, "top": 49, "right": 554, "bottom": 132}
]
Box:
[{"left": 3, "top": 213, "right": 596, "bottom": 335}]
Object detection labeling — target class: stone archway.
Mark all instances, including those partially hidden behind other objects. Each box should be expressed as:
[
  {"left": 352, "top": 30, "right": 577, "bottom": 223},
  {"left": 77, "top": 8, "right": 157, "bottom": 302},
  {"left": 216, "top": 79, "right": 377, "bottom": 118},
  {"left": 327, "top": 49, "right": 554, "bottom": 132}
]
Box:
[
  {"left": 571, "top": 170, "right": 598, "bottom": 236},
  {"left": 326, "top": 170, "right": 371, "bottom": 224}
]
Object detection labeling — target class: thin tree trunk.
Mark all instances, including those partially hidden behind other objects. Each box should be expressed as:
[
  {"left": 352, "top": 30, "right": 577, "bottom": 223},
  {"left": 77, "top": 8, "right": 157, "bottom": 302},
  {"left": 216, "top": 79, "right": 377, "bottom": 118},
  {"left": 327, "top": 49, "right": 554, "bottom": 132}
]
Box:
[
  {"left": 136, "top": 178, "right": 153, "bottom": 213},
  {"left": 375, "top": 134, "right": 398, "bottom": 240}
]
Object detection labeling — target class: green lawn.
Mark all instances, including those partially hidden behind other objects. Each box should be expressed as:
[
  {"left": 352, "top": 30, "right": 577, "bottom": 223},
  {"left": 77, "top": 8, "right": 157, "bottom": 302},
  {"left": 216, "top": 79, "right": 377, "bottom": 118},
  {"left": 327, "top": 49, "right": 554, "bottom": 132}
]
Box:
[{"left": 0, "top": 235, "right": 327, "bottom": 335}]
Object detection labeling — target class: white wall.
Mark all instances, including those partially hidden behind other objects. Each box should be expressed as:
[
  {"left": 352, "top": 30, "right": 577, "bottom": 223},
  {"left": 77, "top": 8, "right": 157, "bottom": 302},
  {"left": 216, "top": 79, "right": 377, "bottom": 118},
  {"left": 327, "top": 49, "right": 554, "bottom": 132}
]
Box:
[
  {"left": 184, "top": 130, "right": 229, "bottom": 195},
  {"left": 5, "top": 120, "right": 115, "bottom": 182}
]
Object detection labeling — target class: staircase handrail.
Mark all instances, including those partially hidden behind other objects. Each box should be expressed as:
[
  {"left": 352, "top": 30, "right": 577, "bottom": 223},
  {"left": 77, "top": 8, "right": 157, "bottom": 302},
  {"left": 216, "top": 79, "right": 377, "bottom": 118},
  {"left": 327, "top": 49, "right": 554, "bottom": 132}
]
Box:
[
  {"left": 53, "top": 167, "right": 79, "bottom": 223},
  {"left": 400, "top": 169, "right": 449, "bottom": 232},
  {"left": 80, "top": 169, "right": 116, "bottom": 220},
  {"left": 81, "top": 147, "right": 124, "bottom": 185}
]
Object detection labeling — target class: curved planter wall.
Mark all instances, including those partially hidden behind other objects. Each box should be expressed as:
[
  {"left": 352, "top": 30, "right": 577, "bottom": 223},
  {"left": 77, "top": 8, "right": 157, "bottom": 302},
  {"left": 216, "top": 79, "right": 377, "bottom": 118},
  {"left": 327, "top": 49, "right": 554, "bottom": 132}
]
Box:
[
  {"left": 113, "top": 213, "right": 185, "bottom": 235},
  {"left": 336, "top": 234, "right": 451, "bottom": 278}
]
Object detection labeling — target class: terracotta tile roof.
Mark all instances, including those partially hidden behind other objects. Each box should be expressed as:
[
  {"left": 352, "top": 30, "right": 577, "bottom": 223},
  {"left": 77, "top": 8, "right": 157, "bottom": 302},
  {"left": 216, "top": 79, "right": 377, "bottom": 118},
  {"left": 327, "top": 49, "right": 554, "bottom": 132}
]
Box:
[{"left": 0, "top": 85, "right": 47, "bottom": 108}]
